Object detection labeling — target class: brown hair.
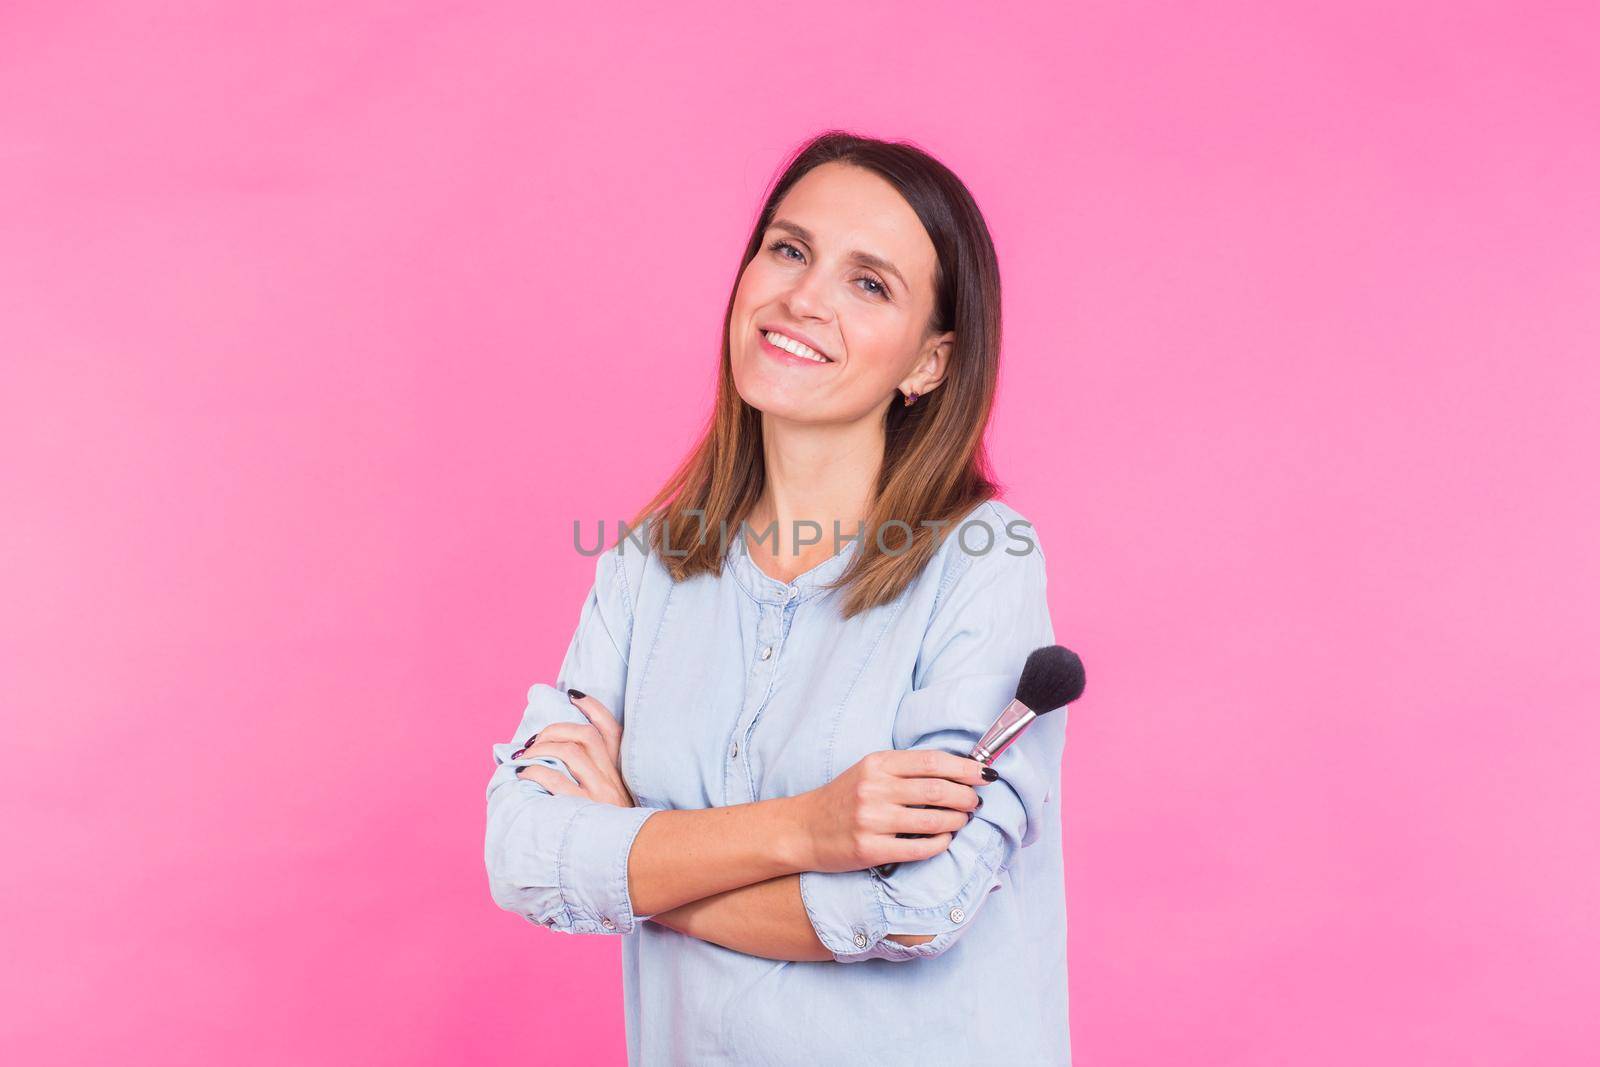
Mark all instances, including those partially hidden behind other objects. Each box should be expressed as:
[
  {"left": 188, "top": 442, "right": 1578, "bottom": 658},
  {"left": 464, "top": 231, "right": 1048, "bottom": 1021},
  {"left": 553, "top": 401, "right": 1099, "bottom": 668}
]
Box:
[{"left": 623, "top": 129, "right": 1007, "bottom": 618}]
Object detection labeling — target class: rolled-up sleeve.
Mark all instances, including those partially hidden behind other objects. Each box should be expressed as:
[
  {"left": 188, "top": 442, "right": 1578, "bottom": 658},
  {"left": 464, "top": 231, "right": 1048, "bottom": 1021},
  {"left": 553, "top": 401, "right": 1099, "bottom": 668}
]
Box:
[
  {"left": 484, "top": 545, "right": 660, "bottom": 935},
  {"left": 799, "top": 531, "right": 1063, "bottom": 962}
]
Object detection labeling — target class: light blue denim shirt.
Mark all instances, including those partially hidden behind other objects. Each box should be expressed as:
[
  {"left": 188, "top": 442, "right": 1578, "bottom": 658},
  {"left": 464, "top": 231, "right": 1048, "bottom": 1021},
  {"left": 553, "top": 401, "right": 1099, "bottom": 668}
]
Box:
[{"left": 484, "top": 499, "right": 1071, "bottom": 1065}]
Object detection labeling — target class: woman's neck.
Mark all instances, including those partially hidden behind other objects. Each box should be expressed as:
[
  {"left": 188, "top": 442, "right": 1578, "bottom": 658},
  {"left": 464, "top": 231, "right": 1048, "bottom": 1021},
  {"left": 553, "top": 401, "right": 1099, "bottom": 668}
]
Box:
[{"left": 745, "top": 412, "right": 882, "bottom": 582}]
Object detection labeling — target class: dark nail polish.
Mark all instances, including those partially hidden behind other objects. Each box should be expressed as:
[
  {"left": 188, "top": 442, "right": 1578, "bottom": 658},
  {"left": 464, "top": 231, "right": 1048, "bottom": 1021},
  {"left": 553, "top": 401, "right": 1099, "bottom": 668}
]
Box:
[
  {"left": 568, "top": 688, "right": 586, "bottom": 700},
  {"left": 981, "top": 767, "right": 998, "bottom": 782},
  {"left": 975, "top": 795, "right": 984, "bottom": 808},
  {"left": 511, "top": 748, "right": 526, "bottom": 759}
]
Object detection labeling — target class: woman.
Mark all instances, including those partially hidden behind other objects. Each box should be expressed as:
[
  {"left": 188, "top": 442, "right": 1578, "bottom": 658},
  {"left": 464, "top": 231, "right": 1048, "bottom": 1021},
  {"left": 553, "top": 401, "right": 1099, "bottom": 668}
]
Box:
[{"left": 484, "top": 131, "right": 1071, "bottom": 1065}]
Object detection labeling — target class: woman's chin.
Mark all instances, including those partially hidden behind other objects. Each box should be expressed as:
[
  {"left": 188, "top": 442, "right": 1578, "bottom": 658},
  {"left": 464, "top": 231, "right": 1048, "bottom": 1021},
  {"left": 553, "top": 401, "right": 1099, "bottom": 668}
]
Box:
[
  {"left": 740, "top": 395, "right": 812, "bottom": 421},
  {"left": 733, "top": 376, "right": 819, "bottom": 419}
]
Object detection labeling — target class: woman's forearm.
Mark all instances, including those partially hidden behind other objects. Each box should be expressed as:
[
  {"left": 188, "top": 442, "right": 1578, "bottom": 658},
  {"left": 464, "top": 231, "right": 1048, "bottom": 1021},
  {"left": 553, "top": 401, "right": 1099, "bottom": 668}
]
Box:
[
  {"left": 648, "top": 874, "right": 833, "bottom": 961},
  {"left": 647, "top": 874, "right": 939, "bottom": 960},
  {"left": 627, "top": 795, "right": 814, "bottom": 917}
]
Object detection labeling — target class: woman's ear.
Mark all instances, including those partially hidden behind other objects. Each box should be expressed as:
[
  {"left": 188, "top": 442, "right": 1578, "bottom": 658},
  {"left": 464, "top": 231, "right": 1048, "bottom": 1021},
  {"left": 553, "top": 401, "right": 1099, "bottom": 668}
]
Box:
[{"left": 899, "top": 332, "right": 954, "bottom": 397}]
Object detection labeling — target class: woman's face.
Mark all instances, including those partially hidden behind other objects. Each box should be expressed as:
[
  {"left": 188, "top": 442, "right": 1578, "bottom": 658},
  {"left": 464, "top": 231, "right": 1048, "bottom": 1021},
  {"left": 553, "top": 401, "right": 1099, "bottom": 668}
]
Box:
[{"left": 730, "top": 161, "right": 952, "bottom": 425}]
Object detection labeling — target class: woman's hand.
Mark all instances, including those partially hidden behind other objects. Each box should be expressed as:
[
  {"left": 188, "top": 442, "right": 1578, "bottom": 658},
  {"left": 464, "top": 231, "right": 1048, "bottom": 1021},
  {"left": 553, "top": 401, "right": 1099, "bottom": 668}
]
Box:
[
  {"left": 514, "top": 692, "right": 636, "bottom": 807},
  {"left": 795, "top": 749, "right": 991, "bottom": 873}
]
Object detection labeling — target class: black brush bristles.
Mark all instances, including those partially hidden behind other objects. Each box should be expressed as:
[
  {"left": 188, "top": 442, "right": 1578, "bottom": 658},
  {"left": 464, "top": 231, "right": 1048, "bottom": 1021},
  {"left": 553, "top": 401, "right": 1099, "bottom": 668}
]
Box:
[{"left": 1015, "top": 645, "right": 1085, "bottom": 715}]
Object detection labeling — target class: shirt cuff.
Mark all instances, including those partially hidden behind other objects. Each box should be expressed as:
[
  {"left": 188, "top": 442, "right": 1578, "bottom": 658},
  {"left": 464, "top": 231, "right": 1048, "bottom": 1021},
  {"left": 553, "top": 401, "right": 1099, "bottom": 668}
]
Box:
[
  {"left": 880, "top": 818, "right": 1009, "bottom": 955},
  {"left": 799, "top": 818, "right": 1011, "bottom": 962},
  {"left": 557, "top": 803, "right": 658, "bottom": 934},
  {"left": 797, "top": 868, "right": 900, "bottom": 961}
]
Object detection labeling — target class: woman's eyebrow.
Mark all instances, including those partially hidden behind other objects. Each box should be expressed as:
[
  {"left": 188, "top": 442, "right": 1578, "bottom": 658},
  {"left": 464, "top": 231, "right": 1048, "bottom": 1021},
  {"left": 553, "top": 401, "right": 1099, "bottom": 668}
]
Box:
[{"left": 769, "top": 218, "right": 907, "bottom": 291}]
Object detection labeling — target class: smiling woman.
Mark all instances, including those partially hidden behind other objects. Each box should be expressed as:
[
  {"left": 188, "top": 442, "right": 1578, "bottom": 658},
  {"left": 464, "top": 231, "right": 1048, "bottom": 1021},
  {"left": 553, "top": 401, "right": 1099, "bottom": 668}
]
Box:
[{"left": 485, "top": 130, "right": 1071, "bottom": 1066}]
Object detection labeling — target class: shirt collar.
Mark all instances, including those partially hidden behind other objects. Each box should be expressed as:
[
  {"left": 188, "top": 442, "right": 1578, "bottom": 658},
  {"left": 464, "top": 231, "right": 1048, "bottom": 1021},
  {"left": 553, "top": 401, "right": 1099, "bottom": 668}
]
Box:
[{"left": 725, "top": 526, "right": 863, "bottom": 605}]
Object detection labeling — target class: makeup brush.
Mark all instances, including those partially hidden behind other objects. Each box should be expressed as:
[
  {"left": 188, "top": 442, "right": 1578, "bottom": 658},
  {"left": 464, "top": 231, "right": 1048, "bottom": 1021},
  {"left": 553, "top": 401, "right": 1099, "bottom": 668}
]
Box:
[{"left": 872, "top": 645, "right": 1085, "bottom": 878}]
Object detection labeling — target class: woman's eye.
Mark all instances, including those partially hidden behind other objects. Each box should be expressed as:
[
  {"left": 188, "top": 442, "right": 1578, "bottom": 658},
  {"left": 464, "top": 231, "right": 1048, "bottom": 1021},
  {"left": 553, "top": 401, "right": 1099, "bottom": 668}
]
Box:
[{"left": 767, "top": 239, "right": 889, "bottom": 299}]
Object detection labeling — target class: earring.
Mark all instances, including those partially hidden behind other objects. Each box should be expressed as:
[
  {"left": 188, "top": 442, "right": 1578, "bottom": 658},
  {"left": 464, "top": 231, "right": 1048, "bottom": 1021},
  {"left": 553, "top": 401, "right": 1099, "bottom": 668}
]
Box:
[{"left": 903, "top": 390, "right": 920, "bottom": 407}]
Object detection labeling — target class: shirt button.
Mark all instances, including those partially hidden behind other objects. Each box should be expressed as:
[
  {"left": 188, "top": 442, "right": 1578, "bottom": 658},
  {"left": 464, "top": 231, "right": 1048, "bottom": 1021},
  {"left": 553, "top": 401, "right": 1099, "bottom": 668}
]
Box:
[
  {"left": 730, "top": 741, "right": 739, "bottom": 758},
  {"left": 786, "top": 587, "right": 798, "bottom": 599},
  {"left": 853, "top": 931, "right": 869, "bottom": 948},
  {"left": 948, "top": 907, "right": 965, "bottom": 924},
  {"left": 760, "top": 646, "right": 773, "bottom": 660},
  {"left": 601, "top": 917, "right": 616, "bottom": 930}
]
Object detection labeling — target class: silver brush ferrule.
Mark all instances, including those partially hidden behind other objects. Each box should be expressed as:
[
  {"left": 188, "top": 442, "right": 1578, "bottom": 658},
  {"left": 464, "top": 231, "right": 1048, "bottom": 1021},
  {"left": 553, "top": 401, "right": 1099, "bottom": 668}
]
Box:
[{"left": 970, "top": 698, "right": 1038, "bottom": 764}]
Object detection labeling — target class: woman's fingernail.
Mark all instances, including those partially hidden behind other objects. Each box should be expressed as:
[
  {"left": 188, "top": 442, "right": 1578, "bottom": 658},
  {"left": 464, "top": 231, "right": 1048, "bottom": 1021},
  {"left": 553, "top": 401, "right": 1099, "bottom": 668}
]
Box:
[
  {"left": 981, "top": 767, "right": 998, "bottom": 782},
  {"left": 511, "top": 748, "right": 526, "bottom": 759},
  {"left": 568, "top": 689, "right": 586, "bottom": 701},
  {"left": 975, "top": 795, "right": 984, "bottom": 808}
]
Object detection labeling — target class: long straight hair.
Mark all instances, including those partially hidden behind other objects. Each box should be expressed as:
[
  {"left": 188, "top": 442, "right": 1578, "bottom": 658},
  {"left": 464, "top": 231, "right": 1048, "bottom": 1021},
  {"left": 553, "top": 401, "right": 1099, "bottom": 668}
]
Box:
[{"left": 624, "top": 130, "right": 1007, "bottom": 619}]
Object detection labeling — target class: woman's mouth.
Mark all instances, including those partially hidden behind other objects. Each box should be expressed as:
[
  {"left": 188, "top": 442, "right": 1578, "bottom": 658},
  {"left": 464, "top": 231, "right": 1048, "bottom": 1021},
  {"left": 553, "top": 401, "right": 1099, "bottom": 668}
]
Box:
[{"left": 758, "top": 328, "right": 835, "bottom": 367}]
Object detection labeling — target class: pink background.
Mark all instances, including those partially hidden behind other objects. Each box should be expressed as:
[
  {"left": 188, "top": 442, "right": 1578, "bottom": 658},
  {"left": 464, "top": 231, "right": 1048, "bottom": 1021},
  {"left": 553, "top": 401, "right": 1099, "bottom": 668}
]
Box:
[{"left": 3, "top": 3, "right": 1597, "bottom": 1064}]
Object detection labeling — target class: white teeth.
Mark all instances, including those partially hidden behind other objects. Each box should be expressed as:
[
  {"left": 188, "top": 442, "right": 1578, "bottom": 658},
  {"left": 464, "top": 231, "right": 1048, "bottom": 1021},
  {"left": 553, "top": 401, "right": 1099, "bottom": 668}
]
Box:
[{"left": 764, "top": 330, "right": 829, "bottom": 362}]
